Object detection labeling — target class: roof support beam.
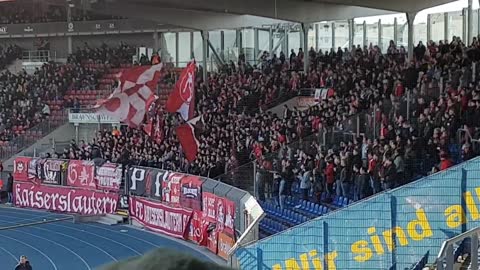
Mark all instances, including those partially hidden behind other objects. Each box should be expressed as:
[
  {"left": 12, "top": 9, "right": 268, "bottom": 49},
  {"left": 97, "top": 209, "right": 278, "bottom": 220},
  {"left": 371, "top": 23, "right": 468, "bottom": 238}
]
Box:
[
  {"left": 406, "top": 12, "right": 417, "bottom": 62},
  {"left": 201, "top": 30, "right": 208, "bottom": 83},
  {"left": 302, "top": 23, "right": 310, "bottom": 73}
]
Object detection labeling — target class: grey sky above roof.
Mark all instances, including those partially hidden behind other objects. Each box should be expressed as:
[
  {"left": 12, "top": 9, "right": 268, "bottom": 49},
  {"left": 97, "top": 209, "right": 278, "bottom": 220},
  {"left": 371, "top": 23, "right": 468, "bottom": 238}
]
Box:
[{"left": 96, "top": 0, "right": 457, "bottom": 30}]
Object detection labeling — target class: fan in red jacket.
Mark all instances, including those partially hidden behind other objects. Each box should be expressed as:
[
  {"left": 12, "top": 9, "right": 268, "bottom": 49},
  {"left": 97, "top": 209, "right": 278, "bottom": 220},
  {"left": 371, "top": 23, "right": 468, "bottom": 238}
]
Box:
[{"left": 439, "top": 152, "right": 454, "bottom": 171}]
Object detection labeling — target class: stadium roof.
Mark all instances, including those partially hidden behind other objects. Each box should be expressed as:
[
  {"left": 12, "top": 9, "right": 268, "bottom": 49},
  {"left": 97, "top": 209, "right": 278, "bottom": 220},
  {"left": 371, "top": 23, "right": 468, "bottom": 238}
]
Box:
[{"left": 95, "top": 0, "right": 457, "bottom": 30}]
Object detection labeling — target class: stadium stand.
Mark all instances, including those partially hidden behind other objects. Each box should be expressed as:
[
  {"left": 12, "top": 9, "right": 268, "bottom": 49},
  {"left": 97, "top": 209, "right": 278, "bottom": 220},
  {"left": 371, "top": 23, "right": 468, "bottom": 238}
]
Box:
[
  {"left": 0, "top": 2, "right": 124, "bottom": 24},
  {"left": 5, "top": 0, "right": 480, "bottom": 269},
  {"left": 55, "top": 37, "right": 480, "bottom": 240},
  {"left": 0, "top": 43, "right": 137, "bottom": 162}
]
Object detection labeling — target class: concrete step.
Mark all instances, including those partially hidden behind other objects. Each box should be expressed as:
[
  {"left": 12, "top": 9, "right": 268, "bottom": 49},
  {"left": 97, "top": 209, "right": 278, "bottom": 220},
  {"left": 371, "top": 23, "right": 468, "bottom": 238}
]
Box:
[
  {"left": 96, "top": 216, "right": 120, "bottom": 226},
  {"left": 106, "top": 213, "right": 126, "bottom": 222}
]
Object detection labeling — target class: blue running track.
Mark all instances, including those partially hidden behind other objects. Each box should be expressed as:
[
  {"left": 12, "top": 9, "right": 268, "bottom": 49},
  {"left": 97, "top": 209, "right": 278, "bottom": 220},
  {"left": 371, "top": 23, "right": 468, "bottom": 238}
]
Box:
[{"left": 0, "top": 206, "right": 222, "bottom": 270}]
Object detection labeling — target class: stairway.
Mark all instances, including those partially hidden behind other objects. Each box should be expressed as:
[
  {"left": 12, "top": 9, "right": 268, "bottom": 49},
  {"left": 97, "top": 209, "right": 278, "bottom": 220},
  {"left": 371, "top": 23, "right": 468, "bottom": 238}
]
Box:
[{"left": 96, "top": 213, "right": 128, "bottom": 226}]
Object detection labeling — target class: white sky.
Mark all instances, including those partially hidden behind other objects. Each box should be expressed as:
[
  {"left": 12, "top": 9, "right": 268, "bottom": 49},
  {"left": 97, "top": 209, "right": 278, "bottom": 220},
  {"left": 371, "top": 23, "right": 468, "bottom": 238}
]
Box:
[{"left": 358, "top": 0, "right": 479, "bottom": 23}]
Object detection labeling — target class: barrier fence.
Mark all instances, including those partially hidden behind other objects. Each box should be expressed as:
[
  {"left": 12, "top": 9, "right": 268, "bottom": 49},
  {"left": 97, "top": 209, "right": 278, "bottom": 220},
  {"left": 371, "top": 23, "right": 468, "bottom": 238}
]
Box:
[
  {"left": 233, "top": 157, "right": 480, "bottom": 270},
  {"left": 0, "top": 109, "right": 69, "bottom": 161},
  {"left": 11, "top": 156, "right": 263, "bottom": 264}
]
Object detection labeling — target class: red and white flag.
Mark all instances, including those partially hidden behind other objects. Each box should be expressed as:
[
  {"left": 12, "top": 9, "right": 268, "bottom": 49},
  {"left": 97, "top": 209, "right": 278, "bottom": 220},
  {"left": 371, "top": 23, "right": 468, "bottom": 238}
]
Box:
[
  {"left": 166, "top": 61, "right": 196, "bottom": 121},
  {"left": 96, "top": 64, "right": 164, "bottom": 128},
  {"left": 176, "top": 123, "right": 199, "bottom": 162}
]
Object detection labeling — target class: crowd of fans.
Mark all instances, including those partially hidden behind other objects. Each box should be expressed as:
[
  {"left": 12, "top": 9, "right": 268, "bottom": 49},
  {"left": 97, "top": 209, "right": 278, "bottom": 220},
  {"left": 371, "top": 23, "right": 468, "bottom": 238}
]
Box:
[
  {"left": 51, "top": 37, "right": 480, "bottom": 212},
  {"left": 0, "top": 3, "right": 124, "bottom": 25},
  {"left": 0, "top": 42, "right": 136, "bottom": 143},
  {"left": 68, "top": 42, "right": 135, "bottom": 68}
]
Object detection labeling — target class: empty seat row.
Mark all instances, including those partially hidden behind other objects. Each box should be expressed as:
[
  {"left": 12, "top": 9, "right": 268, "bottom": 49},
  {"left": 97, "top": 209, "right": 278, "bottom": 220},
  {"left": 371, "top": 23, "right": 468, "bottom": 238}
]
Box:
[
  {"left": 259, "top": 218, "right": 288, "bottom": 236},
  {"left": 261, "top": 201, "right": 309, "bottom": 226}
]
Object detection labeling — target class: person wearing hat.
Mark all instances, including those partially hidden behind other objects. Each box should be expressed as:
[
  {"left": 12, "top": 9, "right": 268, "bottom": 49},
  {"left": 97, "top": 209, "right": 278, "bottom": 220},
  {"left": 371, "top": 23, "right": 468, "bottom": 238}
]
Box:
[{"left": 15, "top": 255, "right": 32, "bottom": 270}]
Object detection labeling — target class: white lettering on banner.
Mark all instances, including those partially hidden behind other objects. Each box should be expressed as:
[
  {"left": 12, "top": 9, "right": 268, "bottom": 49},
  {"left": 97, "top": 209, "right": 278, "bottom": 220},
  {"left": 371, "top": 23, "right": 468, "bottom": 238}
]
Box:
[
  {"left": 68, "top": 113, "right": 119, "bottom": 124},
  {"left": 225, "top": 209, "right": 234, "bottom": 231},
  {"left": 144, "top": 204, "right": 183, "bottom": 233},
  {"left": 182, "top": 187, "right": 198, "bottom": 198},
  {"left": 130, "top": 168, "right": 146, "bottom": 191},
  {"left": 14, "top": 183, "right": 118, "bottom": 215},
  {"left": 153, "top": 172, "right": 163, "bottom": 197},
  {"left": 96, "top": 164, "right": 121, "bottom": 190},
  {"left": 207, "top": 196, "right": 216, "bottom": 220}
]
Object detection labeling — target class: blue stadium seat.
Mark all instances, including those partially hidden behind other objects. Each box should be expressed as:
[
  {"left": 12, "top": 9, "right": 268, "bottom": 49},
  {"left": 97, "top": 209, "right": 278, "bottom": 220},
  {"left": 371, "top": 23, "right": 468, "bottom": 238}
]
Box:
[
  {"left": 342, "top": 197, "right": 349, "bottom": 207},
  {"left": 321, "top": 206, "right": 329, "bottom": 214},
  {"left": 300, "top": 200, "right": 308, "bottom": 210},
  {"left": 321, "top": 192, "right": 328, "bottom": 201},
  {"left": 332, "top": 196, "right": 340, "bottom": 206}
]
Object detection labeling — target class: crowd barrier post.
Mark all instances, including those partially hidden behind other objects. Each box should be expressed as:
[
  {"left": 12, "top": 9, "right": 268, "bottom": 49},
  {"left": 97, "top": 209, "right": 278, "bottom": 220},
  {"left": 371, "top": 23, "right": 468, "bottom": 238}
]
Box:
[
  {"left": 406, "top": 89, "right": 411, "bottom": 121},
  {"left": 253, "top": 162, "right": 258, "bottom": 200},
  {"left": 440, "top": 77, "right": 444, "bottom": 94},
  {"left": 473, "top": 62, "right": 476, "bottom": 82}
]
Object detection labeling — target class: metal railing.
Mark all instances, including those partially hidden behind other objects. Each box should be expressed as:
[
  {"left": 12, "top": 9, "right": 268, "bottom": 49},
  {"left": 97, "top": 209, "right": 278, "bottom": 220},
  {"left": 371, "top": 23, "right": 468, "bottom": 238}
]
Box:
[
  {"left": 22, "top": 50, "right": 55, "bottom": 63},
  {"left": 212, "top": 108, "right": 378, "bottom": 196},
  {"left": 436, "top": 226, "right": 480, "bottom": 270},
  {"left": 0, "top": 110, "right": 69, "bottom": 161}
]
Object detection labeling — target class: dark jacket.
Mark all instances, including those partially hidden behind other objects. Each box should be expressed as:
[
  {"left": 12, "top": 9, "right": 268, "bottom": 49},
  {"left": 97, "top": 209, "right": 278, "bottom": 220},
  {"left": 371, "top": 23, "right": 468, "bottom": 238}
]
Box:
[
  {"left": 6, "top": 174, "right": 13, "bottom": 193},
  {"left": 15, "top": 262, "right": 32, "bottom": 270}
]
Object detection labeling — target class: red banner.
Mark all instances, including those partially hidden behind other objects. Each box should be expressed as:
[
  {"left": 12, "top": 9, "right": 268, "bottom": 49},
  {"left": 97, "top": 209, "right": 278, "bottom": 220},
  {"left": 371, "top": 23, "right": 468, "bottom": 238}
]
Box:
[
  {"left": 180, "top": 175, "right": 202, "bottom": 210},
  {"left": 217, "top": 231, "right": 235, "bottom": 260},
  {"left": 13, "top": 157, "right": 32, "bottom": 181},
  {"left": 129, "top": 196, "right": 192, "bottom": 240},
  {"left": 202, "top": 192, "right": 217, "bottom": 222},
  {"left": 67, "top": 160, "right": 95, "bottom": 189},
  {"left": 215, "top": 197, "right": 226, "bottom": 232},
  {"left": 28, "top": 158, "right": 41, "bottom": 184},
  {"left": 95, "top": 163, "right": 122, "bottom": 191},
  {"left": 224, "top": 199, "right": 236, "bottom": 236},
  {"left": 188, "top": 210, "right": 203, "bottom": 244},
  {"left": 207, "top": 228, "right": 218, "bottom": 254},
  {"left": 14, "top": 182, "right": 119, "bottom": 215},
  {"left": 162, "top": 172, "right": 182, "bottom": 207}
]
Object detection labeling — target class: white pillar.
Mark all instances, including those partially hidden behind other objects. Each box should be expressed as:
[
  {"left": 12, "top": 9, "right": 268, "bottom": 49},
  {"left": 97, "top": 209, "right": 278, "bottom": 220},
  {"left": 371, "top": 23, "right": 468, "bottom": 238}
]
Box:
[
  {"left": 302, "top": 23, "right": 310, "bottom": 72},
  {"left": 468, "top": 0, "right": 473, "bottom": 43},
  {"left": 407, "top": 12, "right": 417, "bottom": 61},
  {"left": 269, "top": 27, "right": 274, "bottom": 52},
  {"left": 175, "top": 32, "right": 179, "bottom": 67},
  {"left": 315, "top": 23, "right": 320, "bottom": 51},
  {"left": 444, "top": 12, "right": 449, "bottom": 42},
  {"left": 348, "top": 19, "right": 354, "bottom": 49},
  {"left": 378, "top": 19, "right": 382, "bottom": 49},
  {"left": 220, "top": 30, "right": 225, "bottom": 61},
  {"left": 201, "top": 30, "right": 208, "bottom": 83},
  {"left": 363, "top": 21, "right": 367, "bottom": 47},
  {"left": 67, "top": 36, "right": 72, "bottom": 55},
  {"left": 331, "top": 22, "right": 335, "bottom": 50},
  {"left": 254, "top": 28, "right": 259, "bottom": 63},
  {"left": 153, "top": 31, "right": 159, "bottom": 53},
  {"left": 427, "top": 14, "right": 432, "bottom": 42},
  {"left": 190, "top": 32, "right": 194, "bottom": 59},
  {"left": 394, "top": 17, "right": 398, "bottom": 44}
]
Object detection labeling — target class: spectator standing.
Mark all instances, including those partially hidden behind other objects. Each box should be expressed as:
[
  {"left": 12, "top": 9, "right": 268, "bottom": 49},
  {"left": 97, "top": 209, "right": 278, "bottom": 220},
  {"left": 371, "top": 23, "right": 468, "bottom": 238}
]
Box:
[
  {"left": 279, "top": 160, "right": 294, "bottom": 210},
  {"left": 15, "top": 255, "right": 32, "bottom": 270},
  {"left": 6, "top": 172, "right": 13, "bottom": 204},
  {"left": 324, "top": 157, "right": 335, "bottom": 195},
  {"left": 299, "top": 164, "right": 312, "bottom": 201}
]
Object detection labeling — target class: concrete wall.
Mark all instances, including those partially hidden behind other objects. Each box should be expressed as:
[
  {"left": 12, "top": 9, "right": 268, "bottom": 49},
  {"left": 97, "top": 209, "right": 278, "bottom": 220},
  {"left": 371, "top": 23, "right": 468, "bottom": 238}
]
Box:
[{"left": 3, "top": 123, "right": 76, "bottom": 172}]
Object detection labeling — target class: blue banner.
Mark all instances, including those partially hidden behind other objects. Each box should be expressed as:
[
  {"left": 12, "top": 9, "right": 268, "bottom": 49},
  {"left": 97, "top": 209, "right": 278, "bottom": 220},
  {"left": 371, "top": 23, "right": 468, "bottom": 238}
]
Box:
[{"left": 237, "top": 158, "right": 480, "bottom": 269}]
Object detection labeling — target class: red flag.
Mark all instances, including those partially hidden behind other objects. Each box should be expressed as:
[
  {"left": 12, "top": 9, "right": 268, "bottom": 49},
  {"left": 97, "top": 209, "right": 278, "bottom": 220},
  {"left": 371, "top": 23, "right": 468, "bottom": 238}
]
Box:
[
  {"left": 176, "top": 123, "right": 199, "bottom": 162},
  {"left": 166, "top": 61, "right": 196, "bottom": 121},
  {"left": 96, "top": 64, "right": 164, "bottom": 128}
]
